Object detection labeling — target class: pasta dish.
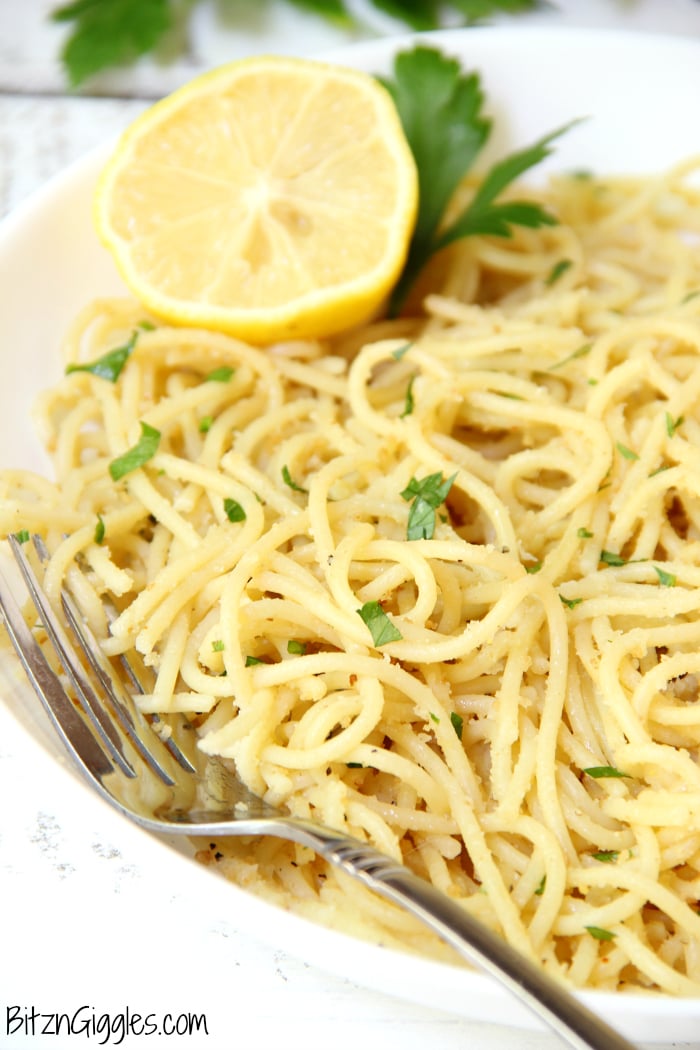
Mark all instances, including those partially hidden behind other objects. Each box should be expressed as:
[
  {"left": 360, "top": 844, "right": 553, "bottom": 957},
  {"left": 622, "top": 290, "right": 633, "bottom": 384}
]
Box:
[{"left": 3, "top": 161, "right": 700, "bottom": 996}]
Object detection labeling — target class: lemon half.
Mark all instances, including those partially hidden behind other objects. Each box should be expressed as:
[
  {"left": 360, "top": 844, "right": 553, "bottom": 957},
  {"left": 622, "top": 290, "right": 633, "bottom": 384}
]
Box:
[{"left": 94, "top": 55, "right": 418, "bottom": 344}]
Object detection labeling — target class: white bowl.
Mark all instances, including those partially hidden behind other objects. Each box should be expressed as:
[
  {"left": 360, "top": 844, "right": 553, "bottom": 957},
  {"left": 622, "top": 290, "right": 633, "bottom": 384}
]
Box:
[{"left": 2, "top": 26, "right": 700, "bottom": 1044}]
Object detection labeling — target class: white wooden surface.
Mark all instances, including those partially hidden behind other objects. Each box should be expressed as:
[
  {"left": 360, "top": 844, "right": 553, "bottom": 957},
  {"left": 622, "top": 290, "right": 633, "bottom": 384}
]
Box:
[{"left": 3, "top": 2, "right": 700, "bottom": 1048}]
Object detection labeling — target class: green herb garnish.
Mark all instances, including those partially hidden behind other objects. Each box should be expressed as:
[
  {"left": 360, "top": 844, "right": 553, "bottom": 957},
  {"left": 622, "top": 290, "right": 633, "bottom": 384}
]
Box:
[
  {"left": 547, "top": 343, "right": 592, "bottom": 372},
  {"left": 109, "top": 421, "right": 160, "bottom": 481},
  {"left": 400, "top": 471, "right": 456, "bottom": 540},
  {"left": 13, "top": 529, "right": 30, "bottom": 544},
  {"left": 534, "top": 875, "right": 546, "bottom": 896},
  {"left": 212, "top": 639, "right": 225, "bottom": 652},
  {"left": 591, "top": 850, "right": 618, "bottom": 863},
  {"left": 583, "top": 766, "right": 630, "bottom": 779},
  {"left": 287, "top": 640, "right": 306, "bottom": 655},
  {"left": 281, "top": 465, "right": 306, "bottom": 493},
  {"left": 94, "top": 515, "right": 105, "bottom": 545},
  {"left": 585, "top": 926, "right": 616, "bottom": 942},
  {"left": 577, "top": 527, "right": 593, "bottom": 539},
  {"left": 545, "top": 258, "right": 573, "bottom": 286},
  {"left": 400, "top": 375, "right": 416, "bottom": 418},
  {"left": 66, "top": 331, "right": 137, "bottom": 383},
  {"left": 665, "top": 412, "right": 684, "bottom": 437},
  {"left": 616, "top": 442, "right": 638, "bottom": 461},
  {"left": 381, "top": 46, "right": 572, "bottom": 310},
  {"left": 599, "top": 550, "right": 626, "bottom": 567},
  {"left": 198, "top": 415, "right": 214, "bottom": 433},
  {"left": 559, "top": 594, "right": 582, "bottom": 609},
  {"left": 223, "top": 497, "right": 246, "bottom": 523},
  {"left": 357, "top": 601, "right": 403, "bottom": 646},
  {"left": 204, "top": 365, "right": 235, "bottom": 383},
  {"left": 391, "top": 341, "right": 413, "bottom": 360},
  {"left": 654, "top": 566, "right": 676, "bottom": 587},
  {"left": 450, "top": 711, "right": 464, "bottom": 739}
]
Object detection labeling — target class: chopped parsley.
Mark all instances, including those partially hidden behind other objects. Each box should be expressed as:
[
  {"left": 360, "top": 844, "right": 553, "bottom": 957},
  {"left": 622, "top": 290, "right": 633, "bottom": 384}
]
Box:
[
  {"left": 400, "top": 374, "right": 416, "bottom": 417},
  {"left": 577, "top": 527, "right": 593, "bottom": 539},
  {"left": 391, "top": 341, "right": 413, "bottom": 360},
  {"left": 450, "top": 711, "right": 463, "bottom": 740},
  {"left": 281, "top": 465, "right": 306, "bottom": 493},
  {"left": 13, "top": 529, "right": 30, "bottom": 544},
  {"left": 94, "top": 515, "right": 105, "bottom": 545},
  {"left": 534, "top": 875, "right": 546, "bottom": 896},
  {"left": 357, "top": 601, "right": 403, "bottom": 646},
  {"left": 203, "top": 365, "right": 235, "bottom": 383},
  {"left": 400, "top": 471, "right": 456, "bottom": 540},
  {"left": 616, "top": 442, "right": 638, "bottom": 461},
  {"left": 654, "top": 566, "right": 676, "bottom": 587},
  {"left": 599, "top": 550, "right": 626, "bottom": 567},
  {"left": 109, "top": 421, "right": 161, "bottom": 481},
  {"left": 583, "top": 765, "right": 630, "bottom": 779},
  {"left": 66, "top": 330, "right": 137, "bottom": 383},
  {"left": 559, "top": 594, "right": 582, "bottom": 609},
  {"left": 545, "top": 258, "right": 573, "bottom": 286},
  {"left": 547, "top": 343, "right": 592, "bottom": 372},
  {"left": 287, "top": 640, "right": 306, "bottom": 655},
  {"left": 665, "top": 411, "right": 684, "bottom": 437},
  {"left": 198, "top": 415, "right": 214, "bottom": 433},
  {"left": 591, "top": 850, "right": 618, "bottom": 863},
  {"left": 223, "top": 497, "right": 246, "bottom": 523},
  {"left": 212, "top": 639, "right": 225, "bottom": 652}
]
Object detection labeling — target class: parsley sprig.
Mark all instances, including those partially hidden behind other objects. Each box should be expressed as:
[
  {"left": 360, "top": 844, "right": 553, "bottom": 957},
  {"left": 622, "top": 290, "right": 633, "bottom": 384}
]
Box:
[
  {"left": 51, "top": 1, "right": 541, "bottom": 86},
  {"left": 382, "top": 46, "right": 575, "bottom": 310}
]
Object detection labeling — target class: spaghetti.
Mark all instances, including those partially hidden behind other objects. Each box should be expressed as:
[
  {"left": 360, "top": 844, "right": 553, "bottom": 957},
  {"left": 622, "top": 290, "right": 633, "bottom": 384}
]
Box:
[{"left": 4, "top": 161, "right": 700, "bottom": 993}]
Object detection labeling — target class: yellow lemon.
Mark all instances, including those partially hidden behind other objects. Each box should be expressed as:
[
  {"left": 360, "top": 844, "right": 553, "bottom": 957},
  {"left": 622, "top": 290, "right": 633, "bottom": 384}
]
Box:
[{"left": 94, "top": 55, "right": 418, "bottom": 344}]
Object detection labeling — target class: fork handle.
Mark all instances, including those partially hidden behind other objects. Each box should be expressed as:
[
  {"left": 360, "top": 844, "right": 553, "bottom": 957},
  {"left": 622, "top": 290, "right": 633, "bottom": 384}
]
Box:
[{"left": 255, "top": 817, "right": 635, "bottom": 1050}]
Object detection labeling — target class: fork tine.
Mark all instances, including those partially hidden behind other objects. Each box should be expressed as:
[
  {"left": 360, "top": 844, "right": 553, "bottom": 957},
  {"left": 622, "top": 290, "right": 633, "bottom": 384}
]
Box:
[
  {"left": 59, "top": 589, "right": 182, "bottom": 785},
  {"left": 9, "top": 534, "right": 136, "bottom": 778},
  {"left": 0, "top": 560, "right": 114, "bottom": 780},
  {"left": 26, "top": 533, "right": 186, "bottom": 785}
]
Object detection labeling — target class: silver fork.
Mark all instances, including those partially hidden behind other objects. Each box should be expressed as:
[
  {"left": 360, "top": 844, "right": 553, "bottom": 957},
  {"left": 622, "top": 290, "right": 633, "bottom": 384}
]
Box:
[{"left": 0, "top": 533, "right": 636, "bottom": 1050}]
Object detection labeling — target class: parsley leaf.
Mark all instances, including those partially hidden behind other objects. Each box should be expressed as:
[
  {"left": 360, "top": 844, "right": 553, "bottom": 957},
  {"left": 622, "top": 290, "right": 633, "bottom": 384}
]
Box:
[
  {"left": 599, "top": 550, "right": 627, "bottom": 567},
  {"left": 545, "top": 258, "right": 573, "bottom": 286},
  {"left": 66, "top": 331, "right": 137, "bottom": 383},
  {"left": 357, "top": 601, "right": 403, "bottom": 646},
  {"left": 616, "top": 442, "right": 638, "bottom": 461},
  {"left": 665, "top": 411, "right": 684, "bottom": 437},
  {"left": 204, "top": 365, "right": 235, "bottom": 383},
  {"left": 450, "top": 711, "right": 463, "bottom": 739},
  {"left": 223, "top": 498, "right": 246, "bottom": 523},
  {"left": 52, "top": 0, "right": 172, "bottom": 87},
  {"left": 400, "top": 375, "right": 416, "bottom": 417},
  {"left": 400, "top": 471, "right": 456, "bottom": 540},
  {"left": 109, "top": 421, "right": 161, "bottom": 481},
  {"left": 583, "top": 765, "right": 630, "bottom": 779},
  {"left": 94, "top": 515, "right": 105, "bottom": 545},
  {"left": 281, "top": 465, "right": 306, "bottom": 493},
  {"left": 654, "top": 566, "right": 676, "bottom": 587},
  {"left": 591, "top": 850, "right": 618, "bottom": 863}
]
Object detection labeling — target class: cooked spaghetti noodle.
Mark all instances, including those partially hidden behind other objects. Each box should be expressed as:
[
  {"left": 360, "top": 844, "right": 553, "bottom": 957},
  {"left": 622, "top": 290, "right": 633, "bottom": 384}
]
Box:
[{"left": 4, "top": 161, "right": 700, "bottom": 994}]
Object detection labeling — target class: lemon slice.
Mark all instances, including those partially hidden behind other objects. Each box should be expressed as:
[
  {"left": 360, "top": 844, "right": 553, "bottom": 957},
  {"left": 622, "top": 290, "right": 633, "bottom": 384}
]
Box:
[{"left": 94, "top": 55, "right": 418, "bottom": 343}]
